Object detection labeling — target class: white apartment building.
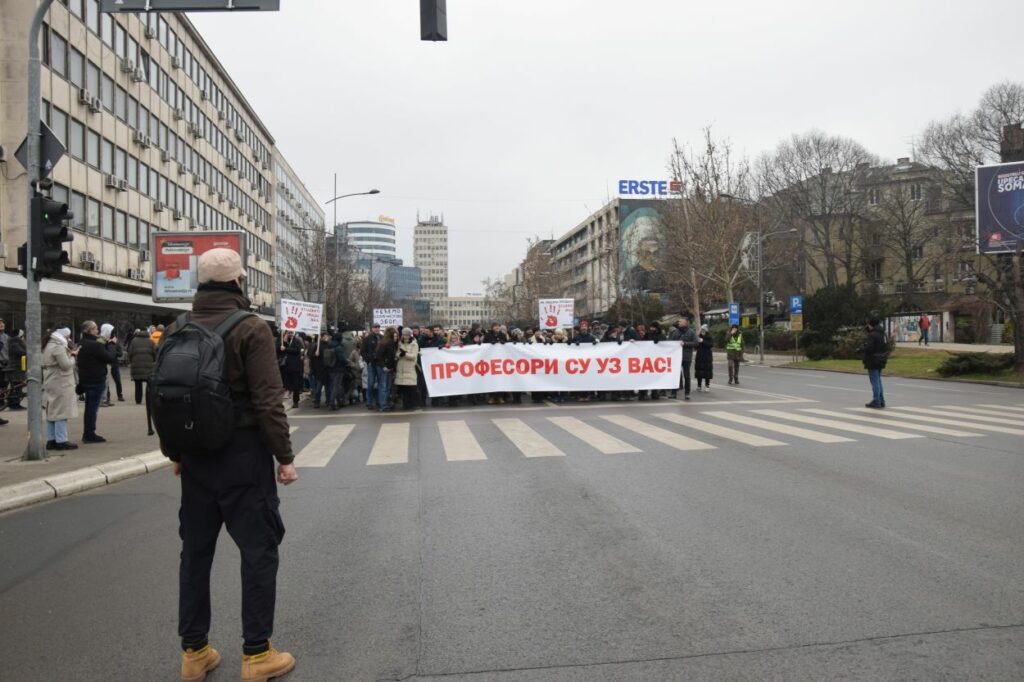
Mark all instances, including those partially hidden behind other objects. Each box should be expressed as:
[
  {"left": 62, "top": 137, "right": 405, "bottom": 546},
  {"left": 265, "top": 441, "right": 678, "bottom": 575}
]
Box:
[
  {"left": 413, "top": 214, "right": 448, "bottom": 302},
  {"left": 0, "top": 1, "right": 316, "bottom": 329},
  {"left": 550, "top": 199, "right": 621, "bottom": 319},
  {"left": 432, "top": 295, "right": 496, "bottom": 330},
  {"left": 273, "top": 150, "right": 324, "bottom": 303}
]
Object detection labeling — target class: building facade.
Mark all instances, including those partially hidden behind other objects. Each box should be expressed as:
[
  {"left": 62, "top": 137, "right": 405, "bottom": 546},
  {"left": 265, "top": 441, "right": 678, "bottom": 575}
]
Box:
[
  {"left": 550, "top": 199, "right": 622, "bottom": 319},
  {"left": 433, "top": 295, "right": 495, "bottom": 330},
  {"left": 273, "top": 149, "right": 324, "bottom": 303},
  {"left": 413, "top": 213, "right": 448, "bottom": 302},
  {"left": 0, "top": 1, "right": 316, "bottom": 331},
  {"left": 342, "top": 219, "right": 397, "bottom": 259}
]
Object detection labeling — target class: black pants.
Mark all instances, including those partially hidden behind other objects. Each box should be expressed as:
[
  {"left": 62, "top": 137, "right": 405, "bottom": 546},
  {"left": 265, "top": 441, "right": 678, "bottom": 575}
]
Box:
[
  {"left": 400, "top": 384, "right": 418, "bottom": 411},
  {"left": 178, "top": 429, "right": 284, "bottom": 655},
  {"left": 679, "top": 360, "right": 692, "bottom": 396},
  {"left": 109, "top": 365, "right": 123, "bottom": 400}
]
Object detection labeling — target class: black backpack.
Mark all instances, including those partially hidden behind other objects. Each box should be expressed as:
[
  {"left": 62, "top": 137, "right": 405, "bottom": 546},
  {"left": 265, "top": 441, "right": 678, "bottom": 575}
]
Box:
[
  {"left": 150, "top": 310, "right": 254, "bottom": 458},
  {"left": 322, "top": 343, "right": 338, "bottom": 368}
]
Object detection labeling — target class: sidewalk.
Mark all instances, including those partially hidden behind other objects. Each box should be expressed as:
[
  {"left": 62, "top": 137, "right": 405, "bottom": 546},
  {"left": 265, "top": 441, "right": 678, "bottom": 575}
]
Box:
[{"left": 896, "top": 342, "right": 1014, "bottom": 353}]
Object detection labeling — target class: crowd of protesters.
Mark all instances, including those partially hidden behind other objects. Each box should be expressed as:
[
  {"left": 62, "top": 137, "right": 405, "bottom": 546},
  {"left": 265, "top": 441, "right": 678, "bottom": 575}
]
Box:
[{"left": 275, "top": 317, "right": 746, "bottom": 412}]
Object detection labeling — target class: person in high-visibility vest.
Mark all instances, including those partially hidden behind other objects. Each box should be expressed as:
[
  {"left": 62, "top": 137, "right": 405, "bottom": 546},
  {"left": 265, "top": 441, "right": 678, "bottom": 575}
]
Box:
[{"left": 726, "top": 325, "right": 744, "bottom": 385}]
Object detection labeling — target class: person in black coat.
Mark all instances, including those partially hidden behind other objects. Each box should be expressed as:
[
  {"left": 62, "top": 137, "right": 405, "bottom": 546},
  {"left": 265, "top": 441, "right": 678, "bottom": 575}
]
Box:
[
  {"left": 694, "top": 324, "right": 714, "bottom": 392},
  {"left": 277, "top": 331, "right": 305, "bottom": 408},
  {"left": 77, "top": 321, "right": 118, "bottom": 443},
  {"left": 5, "top": 330, "right": 27, "bottom": 409},
  {"left": 863, "top": 317, "right": 889, "bottom": 408}
]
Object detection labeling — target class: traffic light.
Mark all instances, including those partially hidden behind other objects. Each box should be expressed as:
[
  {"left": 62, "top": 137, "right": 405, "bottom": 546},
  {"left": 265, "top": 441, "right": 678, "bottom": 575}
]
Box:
[{"left": 29, "top": 195, "right": 73, "bottom": 279}]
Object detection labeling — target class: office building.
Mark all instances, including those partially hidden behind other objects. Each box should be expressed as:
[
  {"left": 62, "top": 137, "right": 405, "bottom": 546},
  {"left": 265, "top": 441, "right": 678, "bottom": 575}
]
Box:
[
  {"left": 413, "top": 213, "right": 448, "bottom": 302},
  {"left": 274, "top": 150, "right": 325, "bottom": 303},
  {"left": 433, "top": 295, "right": 496, "bottom": 329},
  {"left": 341, "top": 218, "right": 397, "bottom": 258}
]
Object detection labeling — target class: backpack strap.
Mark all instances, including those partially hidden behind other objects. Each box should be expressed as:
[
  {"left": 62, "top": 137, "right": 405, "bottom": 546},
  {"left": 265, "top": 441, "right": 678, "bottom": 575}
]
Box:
[{"left": 212, "top": 310, "right": 256, "bottom": 340}]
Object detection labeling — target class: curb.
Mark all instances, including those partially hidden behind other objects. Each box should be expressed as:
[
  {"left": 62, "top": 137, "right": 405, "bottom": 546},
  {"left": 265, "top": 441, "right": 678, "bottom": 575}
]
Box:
[
  {"left": 776, "top": 363, "right": 1024, "bottom": 389},
  {"left": 0, "top": 449, "right": 168, "bottom": 515}
]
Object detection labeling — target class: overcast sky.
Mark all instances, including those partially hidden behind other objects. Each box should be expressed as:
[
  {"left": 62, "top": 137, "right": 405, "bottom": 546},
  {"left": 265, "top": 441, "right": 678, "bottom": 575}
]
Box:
[{"left": 190, "top": 0, "right": 1024, "bottom": 296}]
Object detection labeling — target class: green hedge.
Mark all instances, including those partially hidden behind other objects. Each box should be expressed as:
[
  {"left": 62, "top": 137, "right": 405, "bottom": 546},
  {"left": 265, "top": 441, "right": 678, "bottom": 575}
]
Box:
[{"left": 936, "top": 352, "right": 1015, "bottom": 377}]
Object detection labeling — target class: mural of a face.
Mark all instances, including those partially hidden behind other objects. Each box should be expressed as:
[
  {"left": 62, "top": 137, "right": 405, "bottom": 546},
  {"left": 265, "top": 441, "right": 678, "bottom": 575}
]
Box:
[{"left": 619, "top": 205, "right": 663, "bottom": 291}]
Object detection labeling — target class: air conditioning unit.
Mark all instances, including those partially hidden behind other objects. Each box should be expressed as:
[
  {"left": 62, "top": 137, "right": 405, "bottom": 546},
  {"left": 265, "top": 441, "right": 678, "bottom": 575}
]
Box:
[
  {"left": 133, "top": 129, "right": 149, "bottom": 147},
  {"left": 200, "top": 89, "right": 209, "bottom": 101},
  {"left": 144, "top": 135, "right": 153, "bottom": 148},
  {"left": 144, "top": 25, "right": 157, "bottom": 39},
  {"left": 127, "top": 267, "right": 145, "bottom": 281},
  {"left": 217, "top": 192, "right": 224, "bottom": 203},
  {"left": 261, "top": 159, "right": 269, "bottom": 171},
  {"left": 78, "top": 88, "right": 93, "bottom": 104},
  {"left": 234, "top": 129, "right": 244, "bottom": 142},
  {"left": 80, "top": 251, "right": 96, "bottom": 265},
  {"left": 225, "top": 120, "right": 234, "bottom": 130},
  {"left": 121, "top": 59, "right": 135, "bottom": 74},
  {"left": 89, "top": 97, "right": 102, "bottom": 113},
  {"left": 154, "top": 200, "right": 165, "bottom": 212},
  {"left": 188, "top": 218, "right": 197, "bottom": 230},
  {"left": 217, "top": 109, "right": 225, "bottom": 121},
  {"left": 161, "top": 149, "right": 171, "bottom": 163},
  {"left": 173, "top": 209, "right": 183, "bottom": 221},
  {"left": 173, "top": 108, "right": 184, "bottom": 121},
  {"left": 192, "top": 173, "right": 200, "bottom": 186},
  {"left": 117, "top": 179, "right": 128, "bottom": 192},
  {"left": 139, "top": 249, "right": 150, "bottom": 263},
  {"left": 225, "top": 159, "right": 236, "bottom": 171},
  {"left": 131, "top": 68, "right": 146, "bottom": 83},
  {"left": 172, "top": 56, "right": 182, "bottom": 70},
  {"left": 105, "top": 174, "right": 118, "bottom": 189},
  {"left": 177, "top": 162, "right": 186, "bottom": 176},
  {"left": 190, "top": 123, "right": 202, "bottom": 138}
]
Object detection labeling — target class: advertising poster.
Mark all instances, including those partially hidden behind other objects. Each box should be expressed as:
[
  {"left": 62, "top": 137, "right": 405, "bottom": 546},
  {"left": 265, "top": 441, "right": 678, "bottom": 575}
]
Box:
[
  {"left": 539, "top": 298, "right": 574, "bottom": 329},
  {"left": 279, "top": 299, "right": 324, "bottom": 335},
  {"left": 374, "top": 308, "right": 404, "bottom": 327},
  {"left": 152, "top": 231, "right": 245, "bottom": 302},
  {"left": 976, "top": 161, "right": 1024, "bottom": 254}
]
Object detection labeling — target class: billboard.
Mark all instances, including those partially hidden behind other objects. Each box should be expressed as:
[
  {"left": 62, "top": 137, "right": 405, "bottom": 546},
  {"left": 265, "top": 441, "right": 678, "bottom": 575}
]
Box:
[
  {"left": 976, "top": 161, "right": 1024, "bottom": 254},
  {"left": 152, "top": 231, "right": 245, "bottom": 302},
  {"left": 618, "top": 200, "right": 665, "bottom": 294}
]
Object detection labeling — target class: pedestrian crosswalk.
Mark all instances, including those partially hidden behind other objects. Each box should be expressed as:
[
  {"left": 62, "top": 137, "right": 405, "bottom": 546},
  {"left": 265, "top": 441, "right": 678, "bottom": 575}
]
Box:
[{"left": 289, "top": 404, "right": 1019, "bottom": 469}]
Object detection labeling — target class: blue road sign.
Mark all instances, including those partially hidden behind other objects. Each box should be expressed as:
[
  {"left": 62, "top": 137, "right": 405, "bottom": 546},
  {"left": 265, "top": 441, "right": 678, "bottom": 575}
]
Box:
[
  {"left": 789, "top": 296, "right": 803, "bottom": 315},
  {"left": 728, "top": 303, "right": 740, "bottom": 325}
]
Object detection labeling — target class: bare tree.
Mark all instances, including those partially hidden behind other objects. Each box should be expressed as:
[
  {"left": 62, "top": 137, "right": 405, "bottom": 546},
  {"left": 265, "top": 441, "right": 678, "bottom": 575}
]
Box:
[
  {"left": 484, "top": 238, "right": 562, "bottom": 325},
  {"left": 662, "top": 129, "right": 755, "bottom": 312},
  {"left": 915, "top": 81, "right": 1024, "bottom": 370},
  {"left": 871, "top": 176, "right": 942, "bottom": 290},
  {"left": 756, "top": 131, "right": 878, "bottom": 289}
]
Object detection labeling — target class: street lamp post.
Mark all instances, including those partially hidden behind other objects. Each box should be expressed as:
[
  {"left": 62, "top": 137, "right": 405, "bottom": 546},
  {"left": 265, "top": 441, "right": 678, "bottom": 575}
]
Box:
[{"left": 720, "top": 193, "right": 797, "bottom": 365}]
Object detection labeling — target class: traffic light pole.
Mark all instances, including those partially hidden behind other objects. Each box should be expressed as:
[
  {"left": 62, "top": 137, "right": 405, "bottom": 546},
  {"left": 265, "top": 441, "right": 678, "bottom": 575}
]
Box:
[{"left": 24, "top": 0, "right": 55, "bottom": 461}]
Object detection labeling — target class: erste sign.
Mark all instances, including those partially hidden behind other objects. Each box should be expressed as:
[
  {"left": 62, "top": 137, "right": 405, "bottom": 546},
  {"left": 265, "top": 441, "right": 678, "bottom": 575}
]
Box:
[{"left": 618, "top": 179, "right": 683, "bottom": 196}]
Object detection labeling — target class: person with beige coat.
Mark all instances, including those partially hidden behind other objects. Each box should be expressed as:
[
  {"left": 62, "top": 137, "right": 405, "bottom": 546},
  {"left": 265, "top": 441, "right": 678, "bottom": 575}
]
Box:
[
  {"left": 395, "top": 328, "right": 420, "bottom": 410},
  {"left": 42, "top": 327, "right": 79, "bottom": 451}
]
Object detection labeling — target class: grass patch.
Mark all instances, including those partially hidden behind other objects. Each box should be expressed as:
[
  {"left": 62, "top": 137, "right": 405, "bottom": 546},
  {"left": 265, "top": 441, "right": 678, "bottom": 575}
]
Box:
[{"left": 788, "top": 349, "right": 1024, "bottom": 385}]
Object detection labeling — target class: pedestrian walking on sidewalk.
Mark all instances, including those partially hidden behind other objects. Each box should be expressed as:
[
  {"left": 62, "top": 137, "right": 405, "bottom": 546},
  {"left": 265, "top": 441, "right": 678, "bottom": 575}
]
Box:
[
  {"left": 42, "top": 327, "right": 78, "bottom": 450},
  {"left": 726, "top": 325, "right": 744, "bottom": 385},
  {"left": 694, "top": 324, "right": 714, "bottom": 392},
  {"left": 6, "top": 329, "right": 27, "bottom": 409},
  {"left": 864, "top": 317, "right": 889, "bottom": 409},
  {"left": 918, "top": 313, "right": 931, "bottom": 346},
  {"left": 129, "top": 328, "right": 157, "bottom": 435},
  {"left": 77, "top": 321, "right": 118, "bottom": 443},
  {"left": 158, "top": 248, "right": 297, "bottom": 682}
]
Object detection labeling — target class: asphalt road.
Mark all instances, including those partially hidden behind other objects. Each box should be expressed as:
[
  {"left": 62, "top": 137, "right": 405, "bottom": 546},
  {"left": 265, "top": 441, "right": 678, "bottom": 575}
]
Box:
[{"left": 1, "top": 365, "right": 1022, "bottom": 681}]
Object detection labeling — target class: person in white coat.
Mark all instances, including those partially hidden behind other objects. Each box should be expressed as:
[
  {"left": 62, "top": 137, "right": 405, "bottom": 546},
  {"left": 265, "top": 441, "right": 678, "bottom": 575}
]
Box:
[
  {"left": 42, "top": 327, "right": 79, "bottom": 450},
  {"left": 395, "top": 328, "right": 420, "bottom": 410}
]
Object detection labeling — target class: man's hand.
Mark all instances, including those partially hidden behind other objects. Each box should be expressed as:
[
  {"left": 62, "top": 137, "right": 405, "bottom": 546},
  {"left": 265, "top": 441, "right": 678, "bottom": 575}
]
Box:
[
  {"left": 277, "top": 463, "right": 298, "bottom": 485},
  {"left": 173, "top": 462, "right": 181, "bottom": 477}
]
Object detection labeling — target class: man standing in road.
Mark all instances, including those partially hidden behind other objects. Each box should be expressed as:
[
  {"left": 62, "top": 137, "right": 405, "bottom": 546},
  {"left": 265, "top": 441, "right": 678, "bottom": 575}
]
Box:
[
  {"left": 668, "top": 317, "right": 698, "bottom": 400},
  {"left": 864, "top": 317, "right": 889, "bottom": 409},
  {"left": 164, "top": 248, "right": 297, "bottom": 682},
  {"left": 362, "top": 323, "right": 382, "bottom": 410}
]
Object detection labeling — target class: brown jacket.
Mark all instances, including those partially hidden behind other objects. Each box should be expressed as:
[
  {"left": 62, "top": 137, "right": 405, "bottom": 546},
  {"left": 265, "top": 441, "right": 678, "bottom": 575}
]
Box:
[{"left": 169, "top": 284, "right": 293, "bottom": 464}]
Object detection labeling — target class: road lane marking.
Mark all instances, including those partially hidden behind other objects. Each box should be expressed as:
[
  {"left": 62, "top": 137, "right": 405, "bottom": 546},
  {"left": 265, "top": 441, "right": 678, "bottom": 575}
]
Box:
[
  {"left": 933, "top": 405, "right": 1024, "bottom": 425},
  {"left": 492, "top": 419, "right": 565, "bottom": 457},
  {"left": 976, "top": 404, "right": 1024, "bottom": 413},
  {"left": 850, "top": 408, "right": 1024, "bottom": 435},
  {"left": 438, "top": 420, "right": 487, "bottom": 461},
  {"left": 289, "top": 426, "right": 299, "bottom": 434},
  {"left": 753, "top": 409, "right": 920, "bottom": 440},
  {"left": 296, "top": 424, "right": 354, "bottom": 468},
  {"left": 601, "top": 415, "right": 715, "bottom": 451},
  {"left": 703, "top": 411, "right": 854, "bottom": 443},
  {"left": 800, "top": 409, "right": 981, "bottom": 437},
  {"left": 806, "top": 384, "right": 865, "bottom": 393},
  {"left": 367, "top": 423, "right": 410, "bottom": 465},
  {"left": 547, "top": 416, "right": 641, "bottom": 454},
  {"left": 891, "top": 406, "right": 1024, "bottom": 427},
  {"left": 656, "top": 413, "right": 786, "bottom": 447}
]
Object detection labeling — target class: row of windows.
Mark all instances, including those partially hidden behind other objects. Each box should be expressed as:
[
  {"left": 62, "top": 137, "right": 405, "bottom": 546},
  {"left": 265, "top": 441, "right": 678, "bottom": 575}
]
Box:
[
  {"left": 53, "top": 2, "right": 270, "bottom": 190},
  {"left": 52, "top": 182, "right": 152, "bottom": 250}
]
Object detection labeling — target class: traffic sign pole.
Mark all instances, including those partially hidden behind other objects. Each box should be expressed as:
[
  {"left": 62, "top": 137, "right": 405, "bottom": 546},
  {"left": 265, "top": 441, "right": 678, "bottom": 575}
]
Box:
[{"left": 23, "top": 0, "right": 56, "bottom": 461}]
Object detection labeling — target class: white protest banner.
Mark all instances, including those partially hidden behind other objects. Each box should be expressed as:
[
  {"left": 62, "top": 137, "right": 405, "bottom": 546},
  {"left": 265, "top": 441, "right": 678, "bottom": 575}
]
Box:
[
  {"left": 421, "top": 341, "right": 681, "bottom": 397},
  {"left": 279, "top": 299, "right": 324, "bottom": 335},
  {"left": 538, "top": 298, "right": 574, "bottom": 330},
  {"left": 374, "top": 308, "right": 404, "bottom": 327}
]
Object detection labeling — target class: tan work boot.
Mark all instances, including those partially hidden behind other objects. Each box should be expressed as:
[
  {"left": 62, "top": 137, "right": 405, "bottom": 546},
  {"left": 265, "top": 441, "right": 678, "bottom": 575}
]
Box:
[
  {"left": 181, "top": 644, "right": 220, "bottom": 682},
  {"left": 240, "top": 644, "right": 295, "bottom": 682}
]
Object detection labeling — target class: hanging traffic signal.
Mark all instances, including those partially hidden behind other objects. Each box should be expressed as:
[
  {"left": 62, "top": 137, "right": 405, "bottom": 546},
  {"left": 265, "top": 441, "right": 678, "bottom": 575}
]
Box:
[{"left": 29, "top": 195, "right": 73, "bottom": 279}]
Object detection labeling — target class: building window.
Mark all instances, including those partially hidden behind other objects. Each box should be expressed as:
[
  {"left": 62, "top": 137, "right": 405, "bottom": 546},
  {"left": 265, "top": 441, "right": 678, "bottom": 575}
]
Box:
[
  {"left": 69, "top": 48, "right": 84, "bottom": 87},
  {"left": 69, "top": 119, "right": 84, "bottom": 159},
  {"left": 128, "top": 216, "right": 139, "bottom": 248},
  {"left": 101, "top": 204, "right": 113, "bottom": 240},
  {"left": 86, "top": 0, "right": 99, "bottom": 33},
  {"left": 100, "top": 139, "right": 113, "bottom": 174},
  {"left": 910, "top": 183, "right": 922, "bottom": 201},
  {"left": 868, "top": 188, "right": 881, "bottom": 206},
  {"left": 86, "top": 129, "right": 99, "bottom": 167},
  {"left": 912, "top": 246, "right": 924, "bottom": 260},
  {"left": 86, "top": 198, "right": 99, "bottom": 235},
  {"left": 86, "top": 60, "right": 99, "bottom": 94},
  {"left": 51, "top": 108, "right": 67, "bottom": 148},
  {"left": 100, "top": 74, "right": 114, "bottom": 111},
  {"left": 50, "top": 30, "right": 68, "bottom": 78},
  {"left": 71, "top": 192, "right": 86, "bottom": 232},
  {"left": 115, "top": 86, "right": 126, "bottom": 121}
]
